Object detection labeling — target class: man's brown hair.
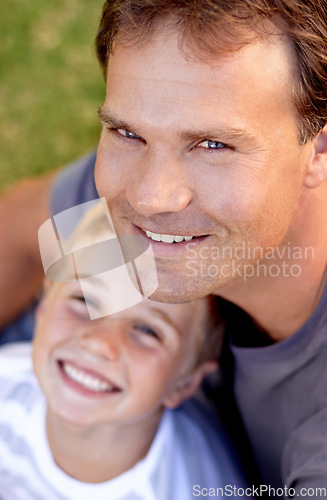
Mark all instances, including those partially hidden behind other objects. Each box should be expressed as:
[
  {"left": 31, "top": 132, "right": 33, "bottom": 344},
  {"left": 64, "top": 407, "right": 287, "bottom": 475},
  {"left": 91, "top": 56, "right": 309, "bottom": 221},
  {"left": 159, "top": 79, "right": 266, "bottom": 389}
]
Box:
[{"left": 95, "top": 0, "right": 327, "bottom": 144}]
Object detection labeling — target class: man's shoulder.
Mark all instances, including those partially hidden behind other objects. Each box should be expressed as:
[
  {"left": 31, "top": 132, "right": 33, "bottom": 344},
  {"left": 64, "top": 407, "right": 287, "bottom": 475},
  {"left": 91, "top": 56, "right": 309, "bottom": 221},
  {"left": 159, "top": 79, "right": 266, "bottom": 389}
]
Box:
[{"left": 50, "top": 150, "right": 98, "bottom": 216}]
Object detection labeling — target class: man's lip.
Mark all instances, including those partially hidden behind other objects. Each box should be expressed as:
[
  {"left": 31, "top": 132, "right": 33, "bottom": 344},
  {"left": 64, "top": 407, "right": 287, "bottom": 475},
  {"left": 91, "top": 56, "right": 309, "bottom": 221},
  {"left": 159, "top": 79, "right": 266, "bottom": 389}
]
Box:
[
  {"left": 57, "top": 359, "right": 122, "bottom": 391},
  {"left": 131, "top": 224, "right": 209, "bottom": 257}
]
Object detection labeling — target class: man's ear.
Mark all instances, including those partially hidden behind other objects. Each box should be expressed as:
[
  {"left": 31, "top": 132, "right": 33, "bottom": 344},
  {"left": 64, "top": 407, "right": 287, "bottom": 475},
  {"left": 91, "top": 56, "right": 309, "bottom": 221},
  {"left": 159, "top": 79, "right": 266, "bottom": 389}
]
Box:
[
  {"left": 304, "top": 126, "right": 327, "bottom": 189},
  {"left": 162, "top": 361, "right": 218, "bottom": 409}
]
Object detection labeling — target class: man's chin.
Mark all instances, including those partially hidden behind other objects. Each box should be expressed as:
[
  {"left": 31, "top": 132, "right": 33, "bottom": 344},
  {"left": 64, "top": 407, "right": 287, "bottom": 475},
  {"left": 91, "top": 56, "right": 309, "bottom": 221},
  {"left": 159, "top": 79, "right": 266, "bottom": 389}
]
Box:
[
  {"left": 147, "top": 262, "right": 242, "bottom": 303},
  {"left": 148, "top": 288, "right": 194, "bottom": 304},
  {"left": 147, "top": 276, "right": 213, "bottom": 304},
  {"left": 123, "top": 251, "right": 232, "bottom": 303}
]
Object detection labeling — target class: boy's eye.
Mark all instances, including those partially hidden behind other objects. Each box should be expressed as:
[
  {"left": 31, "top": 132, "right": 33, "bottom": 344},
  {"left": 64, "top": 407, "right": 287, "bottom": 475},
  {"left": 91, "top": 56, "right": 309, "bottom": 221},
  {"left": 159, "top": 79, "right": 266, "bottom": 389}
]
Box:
[
  {"left": 133, "top": 324, "right": 160, "bottom": 340},
  {"left": 74, "top": 295, "right": 86, "bottom": 303},
  {"left": 73, "top": 294, "right": 97, "bottom": 308},
  {"left": 70, "top": 294, "right": 94, "bottom": 311},
  {"left": 68, "top": 294, "right": 86, "bottom": 306}
]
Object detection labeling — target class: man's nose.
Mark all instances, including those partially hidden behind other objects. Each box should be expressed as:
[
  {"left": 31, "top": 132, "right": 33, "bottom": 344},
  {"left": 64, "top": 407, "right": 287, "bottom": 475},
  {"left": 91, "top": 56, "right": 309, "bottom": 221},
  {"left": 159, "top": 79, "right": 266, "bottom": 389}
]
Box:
[
  {"left": 78, "top": 321, "right": 122, "bottom": 361},
  {"left": 127, "top": 151, "right": 192, "bottom": 216}
]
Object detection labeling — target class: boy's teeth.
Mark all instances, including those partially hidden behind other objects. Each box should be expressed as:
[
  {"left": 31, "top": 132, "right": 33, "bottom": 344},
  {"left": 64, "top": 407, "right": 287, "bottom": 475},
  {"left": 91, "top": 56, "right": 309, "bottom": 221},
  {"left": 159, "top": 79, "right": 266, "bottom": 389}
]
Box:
[
  {"left": 62, "top": 362, "right": 114, "bottom": 392},
  {"left": 145, "top": 230, "right": 194, "bottom": 243}
]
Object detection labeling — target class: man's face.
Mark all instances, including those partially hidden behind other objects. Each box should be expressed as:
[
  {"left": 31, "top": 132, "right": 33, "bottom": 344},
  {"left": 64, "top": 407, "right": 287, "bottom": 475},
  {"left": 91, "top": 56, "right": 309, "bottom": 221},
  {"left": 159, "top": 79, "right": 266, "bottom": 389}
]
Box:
[
  {"left": 33, "top": 282, "right": 205, "bottom": 428},
  {"left": 95, "top": 26, "right": 313, "bottom": 303}
]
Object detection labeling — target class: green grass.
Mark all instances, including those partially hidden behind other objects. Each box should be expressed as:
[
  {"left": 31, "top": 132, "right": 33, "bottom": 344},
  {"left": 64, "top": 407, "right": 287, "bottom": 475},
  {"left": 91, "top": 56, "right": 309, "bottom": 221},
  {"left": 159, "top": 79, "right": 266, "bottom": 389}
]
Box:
[{"left": 0, "top": 0, "right": 106, "bottom": 192}]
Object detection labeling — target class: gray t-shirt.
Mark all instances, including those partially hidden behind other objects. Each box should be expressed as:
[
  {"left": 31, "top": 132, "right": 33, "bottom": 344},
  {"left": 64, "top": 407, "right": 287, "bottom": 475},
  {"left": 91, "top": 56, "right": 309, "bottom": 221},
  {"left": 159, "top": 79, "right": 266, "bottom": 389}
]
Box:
[
  {"left": 226, "top": 284, "right": 327, "bottom": 493},
  {"left": 50, "top": 150, "right": 98, "bottom": 216}
]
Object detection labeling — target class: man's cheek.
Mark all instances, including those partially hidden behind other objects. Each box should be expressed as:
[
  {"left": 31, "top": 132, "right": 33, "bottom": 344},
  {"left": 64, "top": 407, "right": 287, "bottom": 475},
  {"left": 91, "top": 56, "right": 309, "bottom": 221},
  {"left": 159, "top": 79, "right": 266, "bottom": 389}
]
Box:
[{"left": 95, "top": 158, "right": 123, "bottom": 201}]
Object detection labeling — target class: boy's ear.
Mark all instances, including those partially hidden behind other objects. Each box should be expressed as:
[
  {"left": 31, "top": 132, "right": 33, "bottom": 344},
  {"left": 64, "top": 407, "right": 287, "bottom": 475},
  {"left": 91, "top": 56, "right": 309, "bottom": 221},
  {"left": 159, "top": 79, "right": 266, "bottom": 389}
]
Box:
[
  {"left": 304, "top": 126, "right": 327, "bottom": 189},
  {"left": 162, "top": 361, "right": 218, "bottom": 409}
]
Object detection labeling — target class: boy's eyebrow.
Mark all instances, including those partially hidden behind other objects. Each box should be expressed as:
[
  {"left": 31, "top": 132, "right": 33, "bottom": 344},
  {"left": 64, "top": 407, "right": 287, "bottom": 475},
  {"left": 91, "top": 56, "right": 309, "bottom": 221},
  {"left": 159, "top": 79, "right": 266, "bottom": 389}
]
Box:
[
  {"left": 150, "top": 307, "right": 181, "bottom": 336},
  {"left": 98, "top": 106, "right": 258, "bottom": 145}
]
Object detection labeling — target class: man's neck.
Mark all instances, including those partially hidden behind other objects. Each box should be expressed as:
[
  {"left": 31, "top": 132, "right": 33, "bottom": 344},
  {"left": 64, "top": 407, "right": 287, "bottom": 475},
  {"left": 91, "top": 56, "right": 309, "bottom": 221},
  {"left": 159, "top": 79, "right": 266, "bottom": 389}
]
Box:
[
  {"left": 218, "top": 183, "right": 327, "bottom": 341},
  {"left": 46, "top": 407, "right": 162, "bottom": 483}
]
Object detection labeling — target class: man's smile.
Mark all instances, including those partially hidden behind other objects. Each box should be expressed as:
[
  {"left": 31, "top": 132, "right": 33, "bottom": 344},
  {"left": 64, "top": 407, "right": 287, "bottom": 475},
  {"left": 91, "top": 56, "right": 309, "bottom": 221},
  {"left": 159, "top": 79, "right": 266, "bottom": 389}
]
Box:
[
  {"left": 128, "top": 223, "right": 210, "bottom": 258},
  {"left": 143, "top": 229, "right": 194, "bottom": 243}
]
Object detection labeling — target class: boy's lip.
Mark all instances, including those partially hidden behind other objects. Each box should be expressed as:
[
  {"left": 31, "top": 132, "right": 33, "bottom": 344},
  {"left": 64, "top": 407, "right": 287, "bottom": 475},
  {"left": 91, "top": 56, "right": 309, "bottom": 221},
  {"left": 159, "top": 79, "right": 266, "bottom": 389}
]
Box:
[{"left": 57, "top": 359, "right": 122, "bottom": 396}]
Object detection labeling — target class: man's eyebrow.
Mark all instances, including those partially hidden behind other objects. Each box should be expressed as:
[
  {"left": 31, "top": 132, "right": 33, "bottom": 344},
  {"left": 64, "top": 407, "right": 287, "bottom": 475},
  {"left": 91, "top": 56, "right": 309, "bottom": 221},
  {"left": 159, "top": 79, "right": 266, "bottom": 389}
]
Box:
[
  {"left": 177, "top": 127, "right": 257, "bottom": 144},
  {"left": 98, "top": 106, "right": 257, "bottom": 144},
  {"left": 98, "top": 107, "right": 136, "bottom": 132}
]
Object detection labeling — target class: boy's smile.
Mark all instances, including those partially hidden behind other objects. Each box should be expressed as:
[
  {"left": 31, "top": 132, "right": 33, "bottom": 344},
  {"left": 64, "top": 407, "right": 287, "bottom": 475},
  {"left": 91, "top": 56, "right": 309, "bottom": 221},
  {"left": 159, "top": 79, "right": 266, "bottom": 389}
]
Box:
[{"left": 58, "top": 359, "right": 122, "bottom": 396}]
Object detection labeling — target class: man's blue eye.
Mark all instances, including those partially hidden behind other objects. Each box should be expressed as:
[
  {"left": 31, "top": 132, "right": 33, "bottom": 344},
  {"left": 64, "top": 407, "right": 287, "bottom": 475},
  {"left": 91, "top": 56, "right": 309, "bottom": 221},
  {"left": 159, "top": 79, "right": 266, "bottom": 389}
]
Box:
[
  {"left": 117, "top": 128, "right": 142, "bottom": 140},
  {"left": 198, "top": 140, "right": 226, "bottom": 149}
]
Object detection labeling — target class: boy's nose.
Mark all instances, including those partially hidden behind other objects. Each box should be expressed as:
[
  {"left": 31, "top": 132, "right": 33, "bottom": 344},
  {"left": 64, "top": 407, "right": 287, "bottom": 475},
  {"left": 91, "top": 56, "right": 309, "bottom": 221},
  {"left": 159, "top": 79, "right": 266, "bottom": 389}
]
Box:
[{"left": 78, "top": 323, "right": 122, "bottom": 361}]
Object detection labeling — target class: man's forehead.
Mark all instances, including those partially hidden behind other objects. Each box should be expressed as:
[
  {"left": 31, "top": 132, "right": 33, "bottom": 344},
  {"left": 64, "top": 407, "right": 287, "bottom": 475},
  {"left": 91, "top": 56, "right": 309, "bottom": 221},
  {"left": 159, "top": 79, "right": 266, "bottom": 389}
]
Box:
[
  {"left": 109, "top": 17, "right": 293, "bottom": 69},
  {"left": 103, "top": 27, "right": 296, "bottom": 139},
  {"left": 107, "top": 24, "right": 295, "bottom": 91}
]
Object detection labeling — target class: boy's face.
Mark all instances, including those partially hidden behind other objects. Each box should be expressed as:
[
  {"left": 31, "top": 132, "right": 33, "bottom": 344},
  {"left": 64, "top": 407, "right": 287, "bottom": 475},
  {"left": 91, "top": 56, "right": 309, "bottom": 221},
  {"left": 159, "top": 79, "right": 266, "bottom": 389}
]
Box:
[{"left": 33, "top": 282, "right": 210, "bottom": 428}]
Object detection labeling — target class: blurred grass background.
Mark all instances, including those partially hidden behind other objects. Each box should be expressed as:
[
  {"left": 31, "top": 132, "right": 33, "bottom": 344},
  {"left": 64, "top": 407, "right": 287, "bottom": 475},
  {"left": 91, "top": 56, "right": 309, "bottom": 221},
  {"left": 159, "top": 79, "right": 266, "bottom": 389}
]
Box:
[{"left": 0, "top": 0, "right": 106, "bottom": 193}]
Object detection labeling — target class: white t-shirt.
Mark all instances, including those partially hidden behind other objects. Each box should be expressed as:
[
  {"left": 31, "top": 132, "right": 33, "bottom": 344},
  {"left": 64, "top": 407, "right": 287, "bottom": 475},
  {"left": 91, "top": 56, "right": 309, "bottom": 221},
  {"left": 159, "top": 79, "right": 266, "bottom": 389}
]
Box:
[{"left": 0, "top": 343, "right": 246, "bottom": 500}]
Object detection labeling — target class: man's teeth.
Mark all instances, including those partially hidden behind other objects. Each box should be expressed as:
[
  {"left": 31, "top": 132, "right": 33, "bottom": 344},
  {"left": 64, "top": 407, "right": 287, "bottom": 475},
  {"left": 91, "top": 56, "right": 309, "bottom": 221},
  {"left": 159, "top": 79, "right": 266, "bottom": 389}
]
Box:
[
  {"left": 145, "top": 230, "right": 194, "bottom": 243},
  {"left": 62, "top": 362, "right": 115, "bottom": 392}
]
